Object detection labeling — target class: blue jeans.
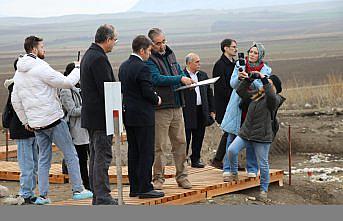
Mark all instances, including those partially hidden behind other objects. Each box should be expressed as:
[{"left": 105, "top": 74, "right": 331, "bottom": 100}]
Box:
[
  {"left": 34, "top": 119, "right": 84, "bottom": 196},
  {"left": 228, "top": 136, "right": 271, "bottom": 192},
  {"left": 223, "top": 133, "right": 258, "bottom": 174},
  {"left": 16, "top": 137, "right": 38, "bottom": 198}
]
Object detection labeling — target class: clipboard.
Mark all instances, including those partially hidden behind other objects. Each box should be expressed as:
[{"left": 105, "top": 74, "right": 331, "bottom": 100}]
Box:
[{"left": 174, "top": 76, "right": 220, "bottom": 91}]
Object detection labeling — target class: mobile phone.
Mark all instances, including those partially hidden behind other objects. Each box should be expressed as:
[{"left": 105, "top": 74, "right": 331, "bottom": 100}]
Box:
[{"left": 238, "top": 52, "right": 245, "bottom": 66}]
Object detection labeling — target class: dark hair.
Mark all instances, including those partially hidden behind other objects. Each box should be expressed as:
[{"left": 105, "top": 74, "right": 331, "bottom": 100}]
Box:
[
  {"left": 24, "top": 36, "right": 43, "bottom": 53},
  {"left": 269, "top": 75, "right": 282, "bottom": 94},
  {"left": 220, "top": 38, "right": 236, "bottom": 53},
  {"left": 132, "top": 35, "right": 152, "bottom": 53},
  {"left": 64, "top": 63, "right": 75, "bottom": 76},
  {"left": 148, "top": 28, "right": 163, "bottom": 42},
  {"left": 14, "top": 58, "right": 19, "bottom": 71},
  {"left": 95, "top": 24, "right": 116, "bottom": 43}
]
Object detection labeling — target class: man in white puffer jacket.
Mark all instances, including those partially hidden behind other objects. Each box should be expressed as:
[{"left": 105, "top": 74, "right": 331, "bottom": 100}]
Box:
[{"left": 11, "top": 36, "right": 93, "bottom": 205}]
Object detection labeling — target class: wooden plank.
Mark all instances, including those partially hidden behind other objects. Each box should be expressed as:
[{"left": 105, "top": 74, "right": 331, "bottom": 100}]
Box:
[
  {"left": 0, "top": 144, "right": 59, "bottom": 160},
  {"left": 0, "top": 161, "right": 67, "bottom": 184},
  {"left": 50, "top": 168, "right": 284, "bottom": 206}
]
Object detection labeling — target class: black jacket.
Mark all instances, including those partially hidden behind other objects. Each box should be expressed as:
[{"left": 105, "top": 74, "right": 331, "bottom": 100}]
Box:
[
  {"left": 237, "top": 79, "right": 285, "bottom": 143},
  {"left": 80, "top": 43, "right": 116, "bottom": 130},
  {"left": 119, "top": 55, "right": 159, "bottom": 127},
  {"left": 182, "top": 69, "right": 215, "bottom": 129},
  {"left": 6, "top": 83, "right": 35, "bottom": 139},
  {"left": 212, "top": 54, "right": 235, "bottom": 124}
]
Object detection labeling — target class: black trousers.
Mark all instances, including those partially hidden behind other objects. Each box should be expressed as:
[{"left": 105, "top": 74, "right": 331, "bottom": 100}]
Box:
[
  {"left": 126, "top": 125, "right": 154, "bottom": 194},
  {"left": 88, "top": 130, "right": 113, "bottom": 204},
  {"left": 62, "top": 144, "right": 90, "bottom": 190},
  {"left": 213, "top": 132, "right": 228, "bottom": 162},
  {"left": 186, "top": 106, "right": 206, "bottom": 163}
]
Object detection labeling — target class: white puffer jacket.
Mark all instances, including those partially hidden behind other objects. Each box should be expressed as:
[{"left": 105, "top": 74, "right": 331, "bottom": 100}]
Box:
[{"left": 11, "top": 54, "right": 80, "bottom": 128}]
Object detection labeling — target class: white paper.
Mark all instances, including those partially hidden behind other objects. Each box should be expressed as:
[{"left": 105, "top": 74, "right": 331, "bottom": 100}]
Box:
[{"left": 174, "top": 76, "right": 220, "bottom": 91}]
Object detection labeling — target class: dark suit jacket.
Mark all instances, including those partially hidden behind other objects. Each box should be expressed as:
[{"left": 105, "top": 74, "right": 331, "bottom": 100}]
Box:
[
  {"left": 213, "top": 54, "right": 235, "bottom": 124},
  {"left": 6, "top": 83, "right": 35, "bottom": 139},
  {"left": 119, "top": 55, "right": 159, "bottom": 127},
  {"left": 80, "top": 43, "right": 116, "bottom": 130},
  {"left": 182, "top": 69, "right": 214, "bottom": 129}
]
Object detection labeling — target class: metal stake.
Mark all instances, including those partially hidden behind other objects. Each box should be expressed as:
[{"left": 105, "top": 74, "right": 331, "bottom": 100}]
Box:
[{"left": 288, "top": 124, "right": 292, "bottom": 185}]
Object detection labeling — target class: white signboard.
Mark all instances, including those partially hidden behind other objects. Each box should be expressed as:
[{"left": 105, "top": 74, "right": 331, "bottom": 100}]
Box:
[{"left": 104, "top": 82, "right": 123, "bottom": 135}]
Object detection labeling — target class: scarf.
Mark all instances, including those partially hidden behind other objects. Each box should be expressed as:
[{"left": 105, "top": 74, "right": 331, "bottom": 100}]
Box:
[{"left": 245, "top": 57, "right": 264, "bottom": 74}]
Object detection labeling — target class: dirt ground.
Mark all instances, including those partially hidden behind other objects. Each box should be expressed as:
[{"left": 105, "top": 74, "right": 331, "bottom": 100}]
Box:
[
  {"left": 198, "top": 108, "right": 343, "bottom": 205},
  {"left": 1, "top": 108, "right": 343, "bottom": 205}
]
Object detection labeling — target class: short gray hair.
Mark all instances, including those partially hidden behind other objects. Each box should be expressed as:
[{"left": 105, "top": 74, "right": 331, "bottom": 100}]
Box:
[
  {"left": 95, "top": 24, "right": 116, "bottom": 43},
  {"left": 148, "top": 28, "right": 163, "bottom": 42},
  {"left": 185, "top": 53, "right": 199, "bottom": 65}
]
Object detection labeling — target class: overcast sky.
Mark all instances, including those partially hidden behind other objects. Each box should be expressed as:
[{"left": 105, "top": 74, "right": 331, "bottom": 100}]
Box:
[
  {"left": 0, "top": 0, "right": 331, "bottom": 17},
  {"left": 0, "top": 0, "right": 139, "bottom": 17}
]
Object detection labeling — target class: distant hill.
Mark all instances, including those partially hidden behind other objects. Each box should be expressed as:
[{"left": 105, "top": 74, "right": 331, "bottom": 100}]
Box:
[
  {"left": 0, "top": 0, "right": 341, "bottom": 52},
  {"left": 129, "top": 0, "right": 327, "bottom": 12}
]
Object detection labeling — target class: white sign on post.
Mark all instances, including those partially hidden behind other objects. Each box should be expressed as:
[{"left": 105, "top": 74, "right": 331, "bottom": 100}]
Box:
[{"left": 104, "top": 82, "right": 123, "bottom": 135}]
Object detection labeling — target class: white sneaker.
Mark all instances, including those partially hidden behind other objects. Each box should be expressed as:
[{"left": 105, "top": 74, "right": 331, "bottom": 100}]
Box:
[
  {"left": 247, "top": 172, "right": 257, "bottom": 178},
  {"left": 72, "top": 189, "right": 93, "bottom": 200}
]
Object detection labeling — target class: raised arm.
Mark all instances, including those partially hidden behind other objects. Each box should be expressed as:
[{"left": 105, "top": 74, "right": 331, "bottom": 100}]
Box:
[
  {"left": 41, "top": 64, "right": 80, "bottom": 89},
  {"left": 145, "top": 59, "right": 182, "bottom": 86}
]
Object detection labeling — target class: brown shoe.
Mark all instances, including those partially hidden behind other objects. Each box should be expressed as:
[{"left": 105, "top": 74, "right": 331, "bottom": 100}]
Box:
[
  {"left": 256, "top": 191, "right": 269, "bottom": 203},
  {"left": 153, "top": 180, "right": 164, "bottom": 190},
  {"left": 177, "top": 178, "right": 192, "bottom": 189},
  {"left": 223, "top": 172, "right": 239, "bottom": 182}
]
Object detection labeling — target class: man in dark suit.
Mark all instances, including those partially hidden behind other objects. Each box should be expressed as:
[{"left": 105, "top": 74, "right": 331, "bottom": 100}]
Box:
[
  {"left": 119, "top": 35, "right": 164, "bottom": 199},
  {"left": 182, "top": 53, "right": 215, "bottom": 168},
  {"left": 210, "top": 39, "right": 237, "bottom": 169},
  {"left": 80, "top": 24, "right": 118, "bottom": 205}
]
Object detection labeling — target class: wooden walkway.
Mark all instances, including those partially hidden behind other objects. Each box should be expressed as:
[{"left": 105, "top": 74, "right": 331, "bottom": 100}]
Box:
[
  {"left": 0, "top": 144, "right": 59, "bottom": 160},
  {"left": 0, "top": 161, "right": 213, "bottom": 184},
  {"left": 50, "top": 167, "right": 284, "bottom": 206}
]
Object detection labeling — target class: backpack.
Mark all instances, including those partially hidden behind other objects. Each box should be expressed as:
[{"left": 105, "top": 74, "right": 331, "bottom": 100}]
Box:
[
  {"left": 271, "top": 109, "right": 279, "bottom": 139},
  {"left": 58, "top": 88, "right": 72, "bottom": 126},
  {"left": 270, "top": 95, "right": 286, "bottom": 139},
  {"left": 2, "top": 93, "right": 14, "bottom": 128}
]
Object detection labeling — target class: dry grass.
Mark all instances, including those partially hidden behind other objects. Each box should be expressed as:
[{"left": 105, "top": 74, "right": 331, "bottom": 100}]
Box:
[{"left": 281, "top": 74, "right": 343, "bottom": 110}]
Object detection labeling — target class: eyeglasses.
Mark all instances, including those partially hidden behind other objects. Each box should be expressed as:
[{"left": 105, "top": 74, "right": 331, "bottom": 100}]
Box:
[
  {"left": 114, "top": 39, "right": 118, "bottom": 44},
  {"left": 153, "top": 39, "right": 167, "bottom": 47},
  {"left": 229, "top": 45, "right": 237, "bottom": 49}
]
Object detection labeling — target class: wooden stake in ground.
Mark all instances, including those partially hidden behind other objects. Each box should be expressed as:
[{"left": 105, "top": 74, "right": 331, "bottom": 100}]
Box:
[
  {"left": 113, "top": 110, "right": 123, "bottom": 205},
  {"left": 5, "top": 129, "right": 9, "bottom": 161},
  {"left": 104, "top": 82, "right": 124, "bottom": 205},
  {"left": 288, "top": 124, "right": 292, "bottom": 185}
]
